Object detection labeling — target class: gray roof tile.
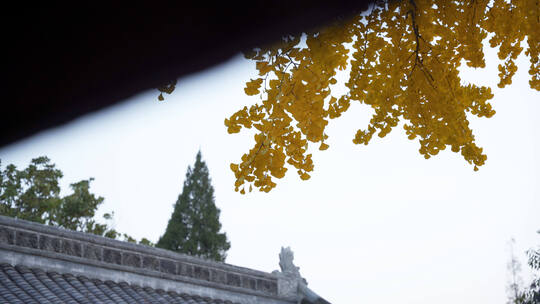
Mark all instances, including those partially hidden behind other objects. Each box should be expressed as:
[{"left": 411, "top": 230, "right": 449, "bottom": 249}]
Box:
[{"left": 0, "top": 263, "right": 239, "bottom": 304}]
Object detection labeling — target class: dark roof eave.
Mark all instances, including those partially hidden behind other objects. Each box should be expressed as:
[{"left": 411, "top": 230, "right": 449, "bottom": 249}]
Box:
[{"left": 1, "top": 1, "right": 373, "bottom": 147}]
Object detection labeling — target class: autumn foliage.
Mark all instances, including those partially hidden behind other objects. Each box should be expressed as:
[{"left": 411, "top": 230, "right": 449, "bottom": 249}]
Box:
[{"left": 224, "top": 0, "right": 539, "bottom": 193}]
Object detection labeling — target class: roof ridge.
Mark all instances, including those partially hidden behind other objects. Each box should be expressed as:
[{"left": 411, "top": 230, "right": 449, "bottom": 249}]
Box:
[
  {"left": 0, "top": 215, "right": 267, "bottom": 277},
  {"left": 0, "top": 215, "right": 297, "bottom": 303}
]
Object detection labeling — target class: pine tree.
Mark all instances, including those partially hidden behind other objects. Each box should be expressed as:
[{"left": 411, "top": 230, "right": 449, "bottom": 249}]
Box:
[{"left": 157, "top": 151, "right": 230, "bottom": 262}]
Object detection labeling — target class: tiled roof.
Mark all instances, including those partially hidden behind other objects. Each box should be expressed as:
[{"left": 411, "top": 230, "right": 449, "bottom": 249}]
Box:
[
  {"left": 0, "top": 215, "right": 331, "bottom": 303},
  {"left": 0, "top": 215, "right": 301, "bottom": 304},
  {"left": 0, "top": 263, "right": 235, "bottom": 304}
]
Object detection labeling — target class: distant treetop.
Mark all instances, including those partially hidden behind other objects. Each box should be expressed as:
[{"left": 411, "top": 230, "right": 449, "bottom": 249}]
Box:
[{"left": 157, "top": 151, "right": 230, "bottom": 262}]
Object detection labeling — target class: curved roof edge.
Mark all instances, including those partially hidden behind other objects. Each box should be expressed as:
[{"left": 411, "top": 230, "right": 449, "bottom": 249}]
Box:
[{"left": 0, "top": 215, "right": 302, "bottom": 304}]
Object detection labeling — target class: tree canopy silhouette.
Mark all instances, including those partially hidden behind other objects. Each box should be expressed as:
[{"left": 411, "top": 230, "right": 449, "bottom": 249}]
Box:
[
  {"left": 0, "top": 157, "right": 151, "bottom": 245},
  {"left": 157, "top": 151, "right": 230, "bottom": 262}
]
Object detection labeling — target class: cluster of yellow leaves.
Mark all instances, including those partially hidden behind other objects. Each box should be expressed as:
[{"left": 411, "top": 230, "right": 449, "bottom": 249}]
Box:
[
  {"left": 483, "top": 0, "right": 539, "bottom": 89},
  {"left": 157, "top": 79, "right": 177, "bottom": 101},
  {"left": 225, "top": 0, "right": 539, "bottom": 193}
]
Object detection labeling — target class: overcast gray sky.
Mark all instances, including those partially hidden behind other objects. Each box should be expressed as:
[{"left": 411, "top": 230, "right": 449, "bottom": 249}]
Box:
[{"left": 1, "top": 42, "right": 539, "bottom": 303}]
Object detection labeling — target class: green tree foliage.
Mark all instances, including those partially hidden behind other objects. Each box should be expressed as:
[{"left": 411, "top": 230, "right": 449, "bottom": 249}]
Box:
[
  {"left": 1, "top": 156, "right": 65, "bottom": 224},
  {"left": 507, "top": 238, "right": 527, "bottom": 304},
  {"left": 507, "top": 234, "right": 540, "bottom": 304},
  {"left": 157, "top": 151, "right": 230, "bottom": 262},
  {"left": 522, "top": 232, "right": 540, "bottom": 304},
  {"left": 0, "top": 156, "right": 147, "bottom": 244}
]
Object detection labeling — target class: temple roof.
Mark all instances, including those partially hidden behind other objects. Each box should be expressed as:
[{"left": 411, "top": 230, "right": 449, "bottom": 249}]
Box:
[
  {"left": 0, "top": 263, "right": 236, "bottom": 304},
  {"left": 0, "top": 215, "right": 306, "bottom": 304}
]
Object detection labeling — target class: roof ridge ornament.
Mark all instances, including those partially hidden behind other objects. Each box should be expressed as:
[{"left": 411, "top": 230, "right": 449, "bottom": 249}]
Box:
[
  {"left": 273, "top": 246, "right": 331, "bottom": 304},
  {"left": 277, "top": 246, "right": 307, "bottom": 285}
]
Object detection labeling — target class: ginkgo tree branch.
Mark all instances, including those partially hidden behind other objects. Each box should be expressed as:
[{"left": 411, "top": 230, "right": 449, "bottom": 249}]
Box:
[{"left": 220, "top": 0, "right": 539, "bottom": 193}]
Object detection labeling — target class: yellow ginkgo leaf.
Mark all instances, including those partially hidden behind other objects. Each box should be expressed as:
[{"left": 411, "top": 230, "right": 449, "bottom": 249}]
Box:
[{"left": 225, "top": 0, "right": 537, "bottom": 193}]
